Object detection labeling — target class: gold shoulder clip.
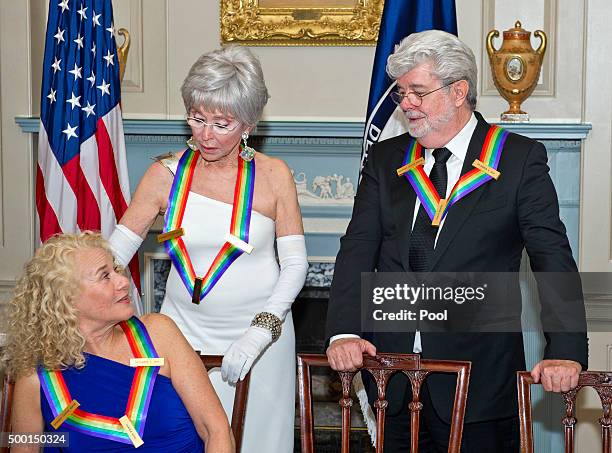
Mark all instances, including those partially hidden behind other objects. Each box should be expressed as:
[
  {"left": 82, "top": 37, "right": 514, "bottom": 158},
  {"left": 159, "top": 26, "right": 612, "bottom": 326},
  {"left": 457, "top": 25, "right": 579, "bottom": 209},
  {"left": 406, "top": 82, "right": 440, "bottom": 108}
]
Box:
[
  {"left": 431, "top": 199, "right": 448, "bottom": 227},
  {"left": 157, "top": 228, "right": 184, "bottom": 243},
  {"left": 51, "top": 399, "right": 80, "bottom": 429},
  {"left": 396, "top": 157, "right": 425, "bottom": 176},
  {"left": 472, "top": 159, "right": 501, "bottom": 180}
]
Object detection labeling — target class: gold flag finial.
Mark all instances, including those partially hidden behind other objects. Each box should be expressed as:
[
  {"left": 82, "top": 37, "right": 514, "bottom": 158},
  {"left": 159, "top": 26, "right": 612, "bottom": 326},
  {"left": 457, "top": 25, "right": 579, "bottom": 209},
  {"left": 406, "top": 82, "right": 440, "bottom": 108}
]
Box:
[{"left": 117, "top": 28, "right": 130, "bottom": 83}]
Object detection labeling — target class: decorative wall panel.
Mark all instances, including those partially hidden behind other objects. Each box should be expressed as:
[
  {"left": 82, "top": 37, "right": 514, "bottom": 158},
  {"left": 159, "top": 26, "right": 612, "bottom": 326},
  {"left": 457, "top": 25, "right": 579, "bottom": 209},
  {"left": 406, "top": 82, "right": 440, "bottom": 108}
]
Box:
[
  {"left": 482, "top": 0, "right": 557, "bottom": 96},
  {"left": 113, "top": 0, "right": 143, "bottom": 92}
]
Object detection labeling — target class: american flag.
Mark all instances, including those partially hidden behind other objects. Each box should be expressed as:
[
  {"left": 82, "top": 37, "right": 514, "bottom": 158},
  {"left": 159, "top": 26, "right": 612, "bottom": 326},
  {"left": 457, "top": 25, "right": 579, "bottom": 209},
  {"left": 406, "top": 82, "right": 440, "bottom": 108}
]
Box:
[{"left": 37, "top": 0, "right": 142, "bottom": 314}]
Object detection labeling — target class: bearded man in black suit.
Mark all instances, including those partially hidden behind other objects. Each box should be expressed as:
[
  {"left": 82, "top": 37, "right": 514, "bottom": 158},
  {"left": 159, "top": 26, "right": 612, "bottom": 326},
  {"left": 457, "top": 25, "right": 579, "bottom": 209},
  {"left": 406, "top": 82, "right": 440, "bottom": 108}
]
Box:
[{"left": 325, "top": 30, "right": 588, "bottom": 452}]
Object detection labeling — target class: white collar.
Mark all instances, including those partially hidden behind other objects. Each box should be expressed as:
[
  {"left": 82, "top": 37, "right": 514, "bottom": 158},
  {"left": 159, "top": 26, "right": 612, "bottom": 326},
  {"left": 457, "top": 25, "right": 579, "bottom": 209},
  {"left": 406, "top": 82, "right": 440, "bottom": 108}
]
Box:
[{"left": 427, "top": 113, "right": 477, "bottom": 162}]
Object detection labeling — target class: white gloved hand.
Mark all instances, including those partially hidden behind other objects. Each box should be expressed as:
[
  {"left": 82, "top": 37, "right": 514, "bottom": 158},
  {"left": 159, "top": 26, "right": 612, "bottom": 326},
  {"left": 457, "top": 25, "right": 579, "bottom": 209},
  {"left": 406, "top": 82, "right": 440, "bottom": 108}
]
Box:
[{"left": 221, "top": 326, "right": 272, "bottom": 384}]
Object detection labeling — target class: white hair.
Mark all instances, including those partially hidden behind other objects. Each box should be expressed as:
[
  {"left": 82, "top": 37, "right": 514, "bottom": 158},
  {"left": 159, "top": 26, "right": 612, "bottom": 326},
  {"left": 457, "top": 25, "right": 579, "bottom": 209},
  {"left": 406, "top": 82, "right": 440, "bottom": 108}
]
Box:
[
  {"left": 181, "top": 46, "right": 270, "bottom": 125},
  {"left": 386, "top": 30, "right": 478, "bottom": 110}
]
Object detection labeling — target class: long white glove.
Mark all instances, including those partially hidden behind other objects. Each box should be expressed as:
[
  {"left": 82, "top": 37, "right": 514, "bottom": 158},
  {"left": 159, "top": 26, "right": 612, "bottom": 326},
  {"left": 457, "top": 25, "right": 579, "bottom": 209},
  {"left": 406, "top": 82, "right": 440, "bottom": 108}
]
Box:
[
  {"left": 221, "top": 235, "right": 308, "bottom": 383},
  {"left": 108, "top": 224, "right": 143, "bottom": 267},
  {"left": 258, "top": 235, "right": 308, "bottom": 320}
]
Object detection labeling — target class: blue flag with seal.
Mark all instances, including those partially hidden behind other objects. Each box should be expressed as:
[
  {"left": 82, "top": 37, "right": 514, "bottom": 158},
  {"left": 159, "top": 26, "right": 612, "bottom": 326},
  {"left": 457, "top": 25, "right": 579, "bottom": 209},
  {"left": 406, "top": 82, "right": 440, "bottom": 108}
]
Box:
[{"left": 361, "top": 0, "right": 458, "bottom": 171}]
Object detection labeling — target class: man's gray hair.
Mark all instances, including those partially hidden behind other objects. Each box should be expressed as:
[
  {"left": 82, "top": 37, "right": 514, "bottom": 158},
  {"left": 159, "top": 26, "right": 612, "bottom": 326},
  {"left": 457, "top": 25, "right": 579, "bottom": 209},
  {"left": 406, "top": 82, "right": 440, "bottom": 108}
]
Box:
[
  {"left": 181, "top": 46, "right": 270, "bottom": 125},
  {"left": 386, "top": 30, "right": 477, "bottom": 110}
]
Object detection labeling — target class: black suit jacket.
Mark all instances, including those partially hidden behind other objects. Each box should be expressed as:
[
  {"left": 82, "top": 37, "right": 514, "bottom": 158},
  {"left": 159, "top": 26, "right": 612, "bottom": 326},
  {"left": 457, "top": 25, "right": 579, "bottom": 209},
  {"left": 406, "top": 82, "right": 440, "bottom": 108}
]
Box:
[{"left": 326, "top": 112, "right": 588, "bottom": 423}]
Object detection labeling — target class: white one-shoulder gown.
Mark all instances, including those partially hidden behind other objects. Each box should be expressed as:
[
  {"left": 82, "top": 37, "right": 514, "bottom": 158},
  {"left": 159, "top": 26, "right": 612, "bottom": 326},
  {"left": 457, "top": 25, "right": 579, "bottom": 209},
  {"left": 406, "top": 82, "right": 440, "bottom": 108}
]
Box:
[{"left": 161, "top": 190, "right": 295, "bottom": 452}]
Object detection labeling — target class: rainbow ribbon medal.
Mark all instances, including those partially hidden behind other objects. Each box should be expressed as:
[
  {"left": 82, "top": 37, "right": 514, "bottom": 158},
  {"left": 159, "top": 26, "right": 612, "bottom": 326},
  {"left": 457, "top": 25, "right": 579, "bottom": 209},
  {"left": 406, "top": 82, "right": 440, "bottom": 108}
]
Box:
[
  {"left": 38, "top": 317, "right": 161, "bottom": 447},
  {"left": 401, "top": 125, "right": 508, "bottom": 226},
  {"left": 162, "top": 147, "right": 255, "bottom": 304}
]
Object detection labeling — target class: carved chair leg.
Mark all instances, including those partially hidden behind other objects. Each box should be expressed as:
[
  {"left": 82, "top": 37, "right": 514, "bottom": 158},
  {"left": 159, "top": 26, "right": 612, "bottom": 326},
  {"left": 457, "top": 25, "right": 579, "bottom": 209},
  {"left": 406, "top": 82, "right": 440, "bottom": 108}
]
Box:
[
  {"left": 594, "top": 386, "right": 612, "bottom": 453},
  {"left": 406, "top": 370, "right": 429, "bottom": 453},
  {"left": 562, "top": 388, "right": 579, "bottom": 453},
  {"left": 338, "top": 371, "right": 356, "bottom": 453},
  {"left": 297, "top": 359, "right": 315, "bottom": 453},
  {"left": 374, "top": 398, "right": 388, "bottom": 453}
]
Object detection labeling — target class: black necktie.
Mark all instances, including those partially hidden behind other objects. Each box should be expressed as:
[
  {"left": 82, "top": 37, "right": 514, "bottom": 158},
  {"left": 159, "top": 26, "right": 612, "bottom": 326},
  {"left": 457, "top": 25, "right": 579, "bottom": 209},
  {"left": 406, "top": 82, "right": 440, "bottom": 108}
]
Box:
[{"left": 408, "top": 147, "right": 452, "bottom": 272}]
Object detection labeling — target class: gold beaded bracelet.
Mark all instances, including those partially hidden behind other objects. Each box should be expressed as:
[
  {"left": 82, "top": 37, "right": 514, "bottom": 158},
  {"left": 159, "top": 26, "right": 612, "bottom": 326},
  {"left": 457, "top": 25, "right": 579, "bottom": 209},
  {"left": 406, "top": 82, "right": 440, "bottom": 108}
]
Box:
[{"left": 251, "top": 312, "right": 282, "bottom": 342}]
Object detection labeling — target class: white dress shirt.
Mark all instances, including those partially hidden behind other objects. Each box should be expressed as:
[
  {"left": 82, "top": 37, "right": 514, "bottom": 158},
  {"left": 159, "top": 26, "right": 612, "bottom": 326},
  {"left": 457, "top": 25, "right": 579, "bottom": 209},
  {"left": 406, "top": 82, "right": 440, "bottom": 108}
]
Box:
[{"left": 331, "top": 114, "right": 479, "bottom": 353}]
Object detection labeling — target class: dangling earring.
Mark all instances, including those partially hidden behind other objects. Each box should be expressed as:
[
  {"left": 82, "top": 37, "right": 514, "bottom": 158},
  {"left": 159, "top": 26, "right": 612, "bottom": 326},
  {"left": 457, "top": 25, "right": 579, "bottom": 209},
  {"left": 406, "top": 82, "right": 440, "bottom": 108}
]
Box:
[
  {"left": 186, "top": 136, "right": 198, "bottom": 151},
  {"left": 239, "top": 131, "right": 255, "bottom": 162}
]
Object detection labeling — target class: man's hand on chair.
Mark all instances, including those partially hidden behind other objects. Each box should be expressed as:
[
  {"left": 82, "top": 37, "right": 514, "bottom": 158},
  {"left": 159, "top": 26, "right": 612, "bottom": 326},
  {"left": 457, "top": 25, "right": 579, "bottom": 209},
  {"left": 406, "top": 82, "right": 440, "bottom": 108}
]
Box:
[
  {"left": 530, "top": 359, "right": 582, "bottom": 392},
  {"left": 326, "top": 338, "right": 377, "bottom": 371}
]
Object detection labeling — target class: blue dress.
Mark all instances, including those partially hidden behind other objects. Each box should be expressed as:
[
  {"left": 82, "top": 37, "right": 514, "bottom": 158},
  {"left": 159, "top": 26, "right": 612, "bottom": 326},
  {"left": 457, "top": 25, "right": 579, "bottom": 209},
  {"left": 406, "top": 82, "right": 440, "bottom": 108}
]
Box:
[{"left": 40, "top": 353, "right": 204, "bottom": 452}]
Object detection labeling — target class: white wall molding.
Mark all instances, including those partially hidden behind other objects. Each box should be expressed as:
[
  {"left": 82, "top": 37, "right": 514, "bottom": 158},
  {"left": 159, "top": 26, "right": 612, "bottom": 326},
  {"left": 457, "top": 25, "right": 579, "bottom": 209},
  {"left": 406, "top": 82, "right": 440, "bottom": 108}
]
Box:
[
  {"left": 476, "top": 0, "right": 583, "bottom": 120},
  {"left": 0, "top": 279, "right": 16, "bottom": 304},
  {"left": 579, "top": 0, "right": 612, "bottom": 272},
  {"left": 584, "top": 295, "right": 612, "bottom": 330},
  {"left": 0, "top": 1, "right": 35, "bottom": 283},
  {"left": 114, "top": 0, "right": 144, "bottom": 92},
  {"left": 482, "top": 0, "right": 557, "bottom": 97},
  {"left": 120, "top": 0, "right": 168, "bottom": 116}
]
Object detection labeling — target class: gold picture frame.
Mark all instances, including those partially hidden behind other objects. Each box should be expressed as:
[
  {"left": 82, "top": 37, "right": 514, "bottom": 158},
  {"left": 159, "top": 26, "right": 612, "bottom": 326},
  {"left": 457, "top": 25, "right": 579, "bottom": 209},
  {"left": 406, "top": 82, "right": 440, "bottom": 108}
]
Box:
[{"left": 220, "top": 0, "right": 384, "bottom": 46}]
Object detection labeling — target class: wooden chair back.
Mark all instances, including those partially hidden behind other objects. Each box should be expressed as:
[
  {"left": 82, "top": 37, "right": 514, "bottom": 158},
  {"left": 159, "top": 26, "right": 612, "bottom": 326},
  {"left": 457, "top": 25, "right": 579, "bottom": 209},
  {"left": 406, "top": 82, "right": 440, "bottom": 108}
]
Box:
[
  {"left": 297, "top": 353, "right": 471, "bottom": 453},
  {"left": 199, "top": 354, "right": 251, "bottom": 453},
  {"left": 517, "top": 370, "right": 612, "bottom": 453}
]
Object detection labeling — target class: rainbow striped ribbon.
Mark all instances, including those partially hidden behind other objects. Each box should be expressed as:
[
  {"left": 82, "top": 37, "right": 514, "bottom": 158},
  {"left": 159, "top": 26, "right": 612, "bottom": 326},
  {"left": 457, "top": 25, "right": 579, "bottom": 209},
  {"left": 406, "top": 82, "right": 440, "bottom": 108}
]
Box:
[
  {"left": 38, "top": 317, "right": 160, "bottom": 445},
  {"left": 163, "top": 147, "right": 255, "bottom": 304},
  {"left": 402, "top": 125, "right": 509, "bottom": 224}
]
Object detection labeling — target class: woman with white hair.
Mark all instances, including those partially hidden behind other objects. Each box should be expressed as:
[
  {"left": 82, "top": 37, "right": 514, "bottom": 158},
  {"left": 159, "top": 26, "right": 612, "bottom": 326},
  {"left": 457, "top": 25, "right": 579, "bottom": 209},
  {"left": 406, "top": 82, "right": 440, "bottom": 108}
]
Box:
[{"left": 109, "top": 46, "right": 307, "bottom": 451}]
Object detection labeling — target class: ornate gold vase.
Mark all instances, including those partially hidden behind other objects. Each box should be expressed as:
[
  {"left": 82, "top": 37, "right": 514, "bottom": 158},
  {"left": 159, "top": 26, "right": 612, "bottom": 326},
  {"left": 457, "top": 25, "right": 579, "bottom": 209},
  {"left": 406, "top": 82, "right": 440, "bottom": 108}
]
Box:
[{"left": 486, "top": 21, "right": 546, "bottom": 122}]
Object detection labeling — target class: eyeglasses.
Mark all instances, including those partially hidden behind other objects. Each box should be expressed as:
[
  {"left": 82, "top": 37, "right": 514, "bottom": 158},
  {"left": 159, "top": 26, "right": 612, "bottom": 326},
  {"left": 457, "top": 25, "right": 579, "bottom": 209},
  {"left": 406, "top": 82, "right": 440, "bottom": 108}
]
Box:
[
  {"left": 186, "top": 116, "right": 239, "bottom": 135},
  {"left": 389, "top": 80, "right": 457, "bottom": 107}
]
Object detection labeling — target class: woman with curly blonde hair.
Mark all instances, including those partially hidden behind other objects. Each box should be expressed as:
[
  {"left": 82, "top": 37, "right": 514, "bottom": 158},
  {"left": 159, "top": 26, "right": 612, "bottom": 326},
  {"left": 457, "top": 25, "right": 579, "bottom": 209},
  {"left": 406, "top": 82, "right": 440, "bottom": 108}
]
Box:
[{"left": 2, "top": 232, "right": 233, "bottom": 452}]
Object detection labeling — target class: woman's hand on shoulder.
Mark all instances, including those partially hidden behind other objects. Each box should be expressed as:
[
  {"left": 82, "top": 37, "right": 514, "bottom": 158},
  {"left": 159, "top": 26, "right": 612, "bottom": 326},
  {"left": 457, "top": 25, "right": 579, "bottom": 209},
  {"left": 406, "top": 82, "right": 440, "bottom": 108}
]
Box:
[{"left": 261, "top": 156, "right": 304, "bottom": 237}]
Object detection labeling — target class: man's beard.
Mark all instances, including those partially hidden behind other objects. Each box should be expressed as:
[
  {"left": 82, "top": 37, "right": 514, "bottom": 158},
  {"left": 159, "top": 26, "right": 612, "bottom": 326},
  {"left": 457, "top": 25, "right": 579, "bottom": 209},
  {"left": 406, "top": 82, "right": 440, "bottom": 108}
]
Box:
[{"left": 404, "top": 102, "right": 456, "bottom": 138}]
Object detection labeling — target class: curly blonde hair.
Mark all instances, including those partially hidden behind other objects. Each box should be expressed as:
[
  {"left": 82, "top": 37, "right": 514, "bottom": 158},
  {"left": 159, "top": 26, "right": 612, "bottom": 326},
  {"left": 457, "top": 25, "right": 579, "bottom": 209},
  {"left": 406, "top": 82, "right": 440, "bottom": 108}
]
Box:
[{"left": 1, "top": 232, "right": 113, "bottom": 377}]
